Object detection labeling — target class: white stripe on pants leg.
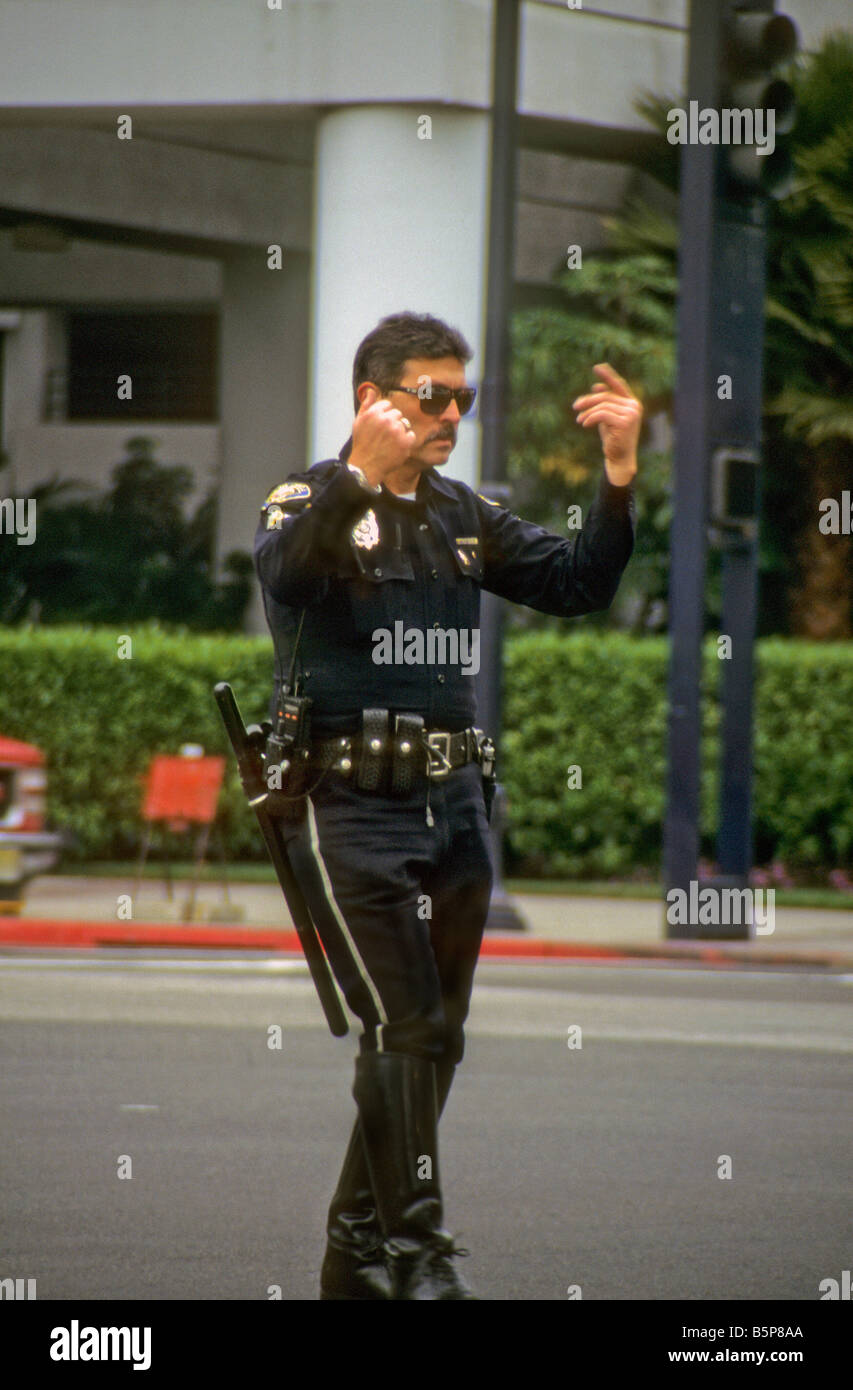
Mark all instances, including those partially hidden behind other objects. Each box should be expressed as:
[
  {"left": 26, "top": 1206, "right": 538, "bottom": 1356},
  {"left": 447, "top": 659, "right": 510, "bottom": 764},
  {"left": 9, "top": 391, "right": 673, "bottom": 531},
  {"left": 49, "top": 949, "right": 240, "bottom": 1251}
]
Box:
[{"left": 306, "top": 796, "right": 388, "bottom": 1049}]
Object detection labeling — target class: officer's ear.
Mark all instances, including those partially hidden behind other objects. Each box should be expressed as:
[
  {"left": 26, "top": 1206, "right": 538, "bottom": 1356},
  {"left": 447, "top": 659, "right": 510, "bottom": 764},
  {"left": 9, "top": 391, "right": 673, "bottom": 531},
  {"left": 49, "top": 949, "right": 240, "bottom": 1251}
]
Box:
[{"left": 357, "top": 383, "right": 378, "bottom": 412}]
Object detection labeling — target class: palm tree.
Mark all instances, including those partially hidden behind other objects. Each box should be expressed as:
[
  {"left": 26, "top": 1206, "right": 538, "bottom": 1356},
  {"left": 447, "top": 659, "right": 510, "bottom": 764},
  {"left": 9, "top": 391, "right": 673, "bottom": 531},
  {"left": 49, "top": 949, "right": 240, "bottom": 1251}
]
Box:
[
  {"left": 508, "top": 204, "right": 678, "bottom": 631},
  {"left": 764, "top": 33, "right": 853, "bottom": 637},
  {"left": 509, "top": 32, "right": 853, "bottom": 638}
]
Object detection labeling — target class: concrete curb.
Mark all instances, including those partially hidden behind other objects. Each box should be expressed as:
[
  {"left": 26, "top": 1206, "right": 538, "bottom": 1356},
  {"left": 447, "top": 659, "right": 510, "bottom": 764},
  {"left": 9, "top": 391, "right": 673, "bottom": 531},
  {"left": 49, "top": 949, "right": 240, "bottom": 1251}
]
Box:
[{"left": 1, "top": 916, "right": 851, "bottom": 968}]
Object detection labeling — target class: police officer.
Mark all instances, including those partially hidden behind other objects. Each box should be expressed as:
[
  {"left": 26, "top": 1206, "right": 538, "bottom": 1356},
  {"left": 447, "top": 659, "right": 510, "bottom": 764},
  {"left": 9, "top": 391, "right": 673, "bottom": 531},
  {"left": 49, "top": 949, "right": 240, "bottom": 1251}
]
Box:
[{"left": 253, "top": 311, "right": 640, "bottom": 1300}]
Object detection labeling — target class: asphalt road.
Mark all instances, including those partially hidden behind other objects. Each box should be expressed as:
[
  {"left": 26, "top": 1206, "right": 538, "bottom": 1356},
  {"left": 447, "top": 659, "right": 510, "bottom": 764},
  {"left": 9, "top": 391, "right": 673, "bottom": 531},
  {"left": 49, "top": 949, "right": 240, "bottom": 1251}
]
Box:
[{"left": 1, "top": 952, "right": 851, "bottom": 1302}]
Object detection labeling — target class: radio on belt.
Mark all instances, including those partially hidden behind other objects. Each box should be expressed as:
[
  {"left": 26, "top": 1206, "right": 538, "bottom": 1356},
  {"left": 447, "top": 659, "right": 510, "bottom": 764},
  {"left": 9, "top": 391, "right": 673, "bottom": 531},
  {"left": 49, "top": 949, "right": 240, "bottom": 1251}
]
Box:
[
  {"left": 266, "top": 692, "right": 312, "bottom": 775},
  {"left": 279, "top": 693, "right": 312, "bottom": 746}
]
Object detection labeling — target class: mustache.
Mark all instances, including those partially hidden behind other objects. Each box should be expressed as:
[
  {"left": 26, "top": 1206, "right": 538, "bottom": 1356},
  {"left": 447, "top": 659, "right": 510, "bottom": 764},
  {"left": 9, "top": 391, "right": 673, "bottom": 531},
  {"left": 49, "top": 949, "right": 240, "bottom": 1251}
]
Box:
[{"left": 430, "top": 429, "right": 456, "bottom": 442}]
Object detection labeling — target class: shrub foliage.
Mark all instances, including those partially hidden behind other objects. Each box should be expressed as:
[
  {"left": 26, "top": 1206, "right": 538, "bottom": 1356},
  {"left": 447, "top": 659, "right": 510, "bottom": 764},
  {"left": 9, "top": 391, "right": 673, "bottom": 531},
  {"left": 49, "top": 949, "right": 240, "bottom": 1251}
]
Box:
[{"left": 0, "top": 626, "right": 850, "bottom": 874}]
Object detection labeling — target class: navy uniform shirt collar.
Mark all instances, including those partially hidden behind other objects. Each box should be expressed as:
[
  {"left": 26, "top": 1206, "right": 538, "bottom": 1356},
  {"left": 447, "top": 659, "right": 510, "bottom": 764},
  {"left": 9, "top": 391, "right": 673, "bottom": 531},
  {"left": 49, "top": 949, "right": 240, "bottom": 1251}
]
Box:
[{"left": 337, "top": 436, "right": 457, "bottom": 506}]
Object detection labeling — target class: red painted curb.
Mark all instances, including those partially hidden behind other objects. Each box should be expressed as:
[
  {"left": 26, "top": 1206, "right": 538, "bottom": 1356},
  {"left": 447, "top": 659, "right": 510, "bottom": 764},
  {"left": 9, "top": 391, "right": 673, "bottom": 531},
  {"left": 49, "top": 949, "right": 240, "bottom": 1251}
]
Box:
[
  {"left": 0, "top": 918, "right": 303, "bottom": 952},
  {"left": 478, "top": 938, "right": 851, "bottom": 967},
  {"left": 0, "top": 916, "right": 850, "bottom": 968}
]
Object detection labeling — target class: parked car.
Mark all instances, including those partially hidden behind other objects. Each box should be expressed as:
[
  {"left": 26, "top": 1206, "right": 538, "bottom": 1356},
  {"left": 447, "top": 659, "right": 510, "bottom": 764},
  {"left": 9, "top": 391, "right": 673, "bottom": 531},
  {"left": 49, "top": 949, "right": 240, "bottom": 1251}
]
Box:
[{"left": 0, "top": 735, "right": 65, "bottom": 912}]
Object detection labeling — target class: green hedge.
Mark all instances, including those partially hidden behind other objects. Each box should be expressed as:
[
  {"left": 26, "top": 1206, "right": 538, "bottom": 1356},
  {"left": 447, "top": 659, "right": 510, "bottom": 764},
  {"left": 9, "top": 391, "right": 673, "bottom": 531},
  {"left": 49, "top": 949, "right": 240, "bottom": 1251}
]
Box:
[
  {"left": 0, "top": 625, "right": 851, "bottom": 874},
  {"left": 502, "top": 631, "right": 853, "bottom": 875},
  {"left": 0, "top": 625, "right": 273, "bottom": 862},
  {"left": 503, "top": 631, "right": 673, "bottom": 877}
]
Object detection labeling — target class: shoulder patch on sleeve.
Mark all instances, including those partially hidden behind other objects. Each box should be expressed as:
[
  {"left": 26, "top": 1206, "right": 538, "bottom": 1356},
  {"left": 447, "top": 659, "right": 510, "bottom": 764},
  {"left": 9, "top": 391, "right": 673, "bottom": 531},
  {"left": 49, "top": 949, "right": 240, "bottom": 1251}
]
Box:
[
  {"left": 477, "top": 493, "right": 501, "bottom": 507},
  {"left": 263, "top": 480, "right": 312, "bottom": 509}
]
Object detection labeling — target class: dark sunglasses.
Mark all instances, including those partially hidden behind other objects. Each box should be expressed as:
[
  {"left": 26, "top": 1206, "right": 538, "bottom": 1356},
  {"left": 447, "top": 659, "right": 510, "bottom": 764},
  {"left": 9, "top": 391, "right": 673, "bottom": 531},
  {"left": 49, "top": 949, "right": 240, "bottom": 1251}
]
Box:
[{"left": 386, "top": 383, "right": 477, "bottom": 417}]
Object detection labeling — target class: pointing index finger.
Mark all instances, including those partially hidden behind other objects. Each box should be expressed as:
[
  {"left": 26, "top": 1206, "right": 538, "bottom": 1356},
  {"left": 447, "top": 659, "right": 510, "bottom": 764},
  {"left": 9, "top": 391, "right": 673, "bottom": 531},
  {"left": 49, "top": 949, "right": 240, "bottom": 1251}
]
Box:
[{"left": 593, "top": 362, "right": 634, "bottom": 398}]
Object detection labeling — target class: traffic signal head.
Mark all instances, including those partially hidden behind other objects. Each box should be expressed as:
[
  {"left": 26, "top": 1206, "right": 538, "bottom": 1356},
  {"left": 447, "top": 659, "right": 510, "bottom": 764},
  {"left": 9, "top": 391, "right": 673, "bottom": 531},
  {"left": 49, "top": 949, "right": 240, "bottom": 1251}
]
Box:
[
  {"left": 710, "top": 448, "right": 760, "bottom": 539},
  {"left": 719, "top": 4, "right": 800, "bottom": 199}
]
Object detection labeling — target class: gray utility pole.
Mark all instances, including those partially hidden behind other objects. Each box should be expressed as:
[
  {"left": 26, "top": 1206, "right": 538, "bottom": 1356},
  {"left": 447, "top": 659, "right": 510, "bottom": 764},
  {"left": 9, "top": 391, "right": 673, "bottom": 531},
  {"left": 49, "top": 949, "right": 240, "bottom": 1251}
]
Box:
[
  {"left": 477, "top": 0, "right": 526, "bottom": 932},
  {"left": 663, "top": 0, "right": 798, "bottom": 939}
]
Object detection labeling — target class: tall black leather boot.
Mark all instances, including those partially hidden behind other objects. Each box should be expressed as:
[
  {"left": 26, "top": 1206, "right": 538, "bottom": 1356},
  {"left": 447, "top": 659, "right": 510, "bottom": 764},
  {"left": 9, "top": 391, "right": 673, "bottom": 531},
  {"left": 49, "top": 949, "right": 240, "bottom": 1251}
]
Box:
[
  {"left": 352, "top": 1051, "right": 478, "bottom": 1301},
  {"left": 319, "top": 1120, "right": 389, "bottom": 1301},
  {"left": 319, "top": 1056, "right": 456, "bottom": 1300}
]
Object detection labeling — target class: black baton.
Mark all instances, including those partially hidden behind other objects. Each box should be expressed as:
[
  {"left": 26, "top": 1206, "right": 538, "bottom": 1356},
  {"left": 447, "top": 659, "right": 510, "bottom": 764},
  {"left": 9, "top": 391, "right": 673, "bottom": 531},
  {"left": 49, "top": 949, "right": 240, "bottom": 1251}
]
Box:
[{"left": 213, "top": 681, "right": 348, "bottom": 1038}]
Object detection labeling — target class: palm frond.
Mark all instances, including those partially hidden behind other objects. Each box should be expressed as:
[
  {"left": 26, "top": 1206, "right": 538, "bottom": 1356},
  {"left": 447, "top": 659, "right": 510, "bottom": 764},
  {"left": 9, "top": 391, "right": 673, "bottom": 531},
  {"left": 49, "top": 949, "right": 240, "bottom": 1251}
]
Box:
[{"left": 767, "top": 388, "right": 853, "bottom": 445}]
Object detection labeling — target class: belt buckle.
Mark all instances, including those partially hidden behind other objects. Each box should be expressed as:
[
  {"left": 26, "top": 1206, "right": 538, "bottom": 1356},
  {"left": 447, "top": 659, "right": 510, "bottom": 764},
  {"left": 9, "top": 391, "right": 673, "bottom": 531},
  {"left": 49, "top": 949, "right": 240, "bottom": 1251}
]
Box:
[{"left": 425, "top": 731, "right": 452, "bottom": 780}]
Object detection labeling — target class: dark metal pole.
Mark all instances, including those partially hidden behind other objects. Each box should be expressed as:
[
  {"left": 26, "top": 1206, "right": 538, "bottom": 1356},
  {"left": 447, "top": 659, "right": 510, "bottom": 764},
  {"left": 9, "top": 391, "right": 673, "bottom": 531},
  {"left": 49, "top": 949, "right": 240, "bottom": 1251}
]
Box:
[
  {"left": 480, "top": 0, "right": 518, "bottom": 495},
  {"left": 662, "top": 0, "right": 725, "bottom": 938},
  {"left": 477, "top": 0, "right": 526, "bottom": 932},
  {"left": 716, "top": 535, "right": 760, "bottom": 881},
  {"left": 711, "top": 200, "right": 769, "bottom": 912}
]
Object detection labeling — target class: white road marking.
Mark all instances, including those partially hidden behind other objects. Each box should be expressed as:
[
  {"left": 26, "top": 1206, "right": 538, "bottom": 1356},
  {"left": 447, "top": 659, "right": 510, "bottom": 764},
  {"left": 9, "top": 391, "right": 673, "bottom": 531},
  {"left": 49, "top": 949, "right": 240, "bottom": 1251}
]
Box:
[
  {"left": 0, "top": 955, "right": 309, "bottom": 975},
  {"left": 0, "top": 969, "right": 850, "bottom": 1053},
  {"left": 481, "top": 958, "right": 844, "bottom": 981}
]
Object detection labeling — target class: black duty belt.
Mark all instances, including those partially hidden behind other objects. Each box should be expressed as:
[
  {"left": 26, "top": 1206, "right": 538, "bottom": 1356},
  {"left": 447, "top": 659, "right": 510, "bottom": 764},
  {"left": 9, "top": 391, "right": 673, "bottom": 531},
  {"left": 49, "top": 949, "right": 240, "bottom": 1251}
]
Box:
[{"left": 313, "top": 711, "right": 493, "bottom": 795}]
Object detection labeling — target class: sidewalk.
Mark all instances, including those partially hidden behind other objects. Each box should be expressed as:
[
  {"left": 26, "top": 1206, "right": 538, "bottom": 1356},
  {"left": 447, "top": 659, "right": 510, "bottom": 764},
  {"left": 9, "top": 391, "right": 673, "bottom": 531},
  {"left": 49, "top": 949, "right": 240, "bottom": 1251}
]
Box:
[{"left": 1, "top": 873, "right": 853, "bottom": 967}]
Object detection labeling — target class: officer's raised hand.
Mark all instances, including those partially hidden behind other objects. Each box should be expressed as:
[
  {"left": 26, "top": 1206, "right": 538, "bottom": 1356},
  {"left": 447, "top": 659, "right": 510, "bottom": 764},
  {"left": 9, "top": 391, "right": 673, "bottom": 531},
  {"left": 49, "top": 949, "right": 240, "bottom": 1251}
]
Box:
[
  {"left": 573, "top": 363, "right": 642, "bottom": 488},
  {"left": 348, "top": 385, "right": 417, "bottom": 488}
]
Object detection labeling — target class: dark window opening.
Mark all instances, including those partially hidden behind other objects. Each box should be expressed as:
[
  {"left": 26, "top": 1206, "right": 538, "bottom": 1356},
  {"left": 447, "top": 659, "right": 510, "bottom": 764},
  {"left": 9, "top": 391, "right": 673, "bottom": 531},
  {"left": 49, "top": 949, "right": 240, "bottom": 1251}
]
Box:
[{"left": 67, "top": 311, "right": 218, "bottom": 422}]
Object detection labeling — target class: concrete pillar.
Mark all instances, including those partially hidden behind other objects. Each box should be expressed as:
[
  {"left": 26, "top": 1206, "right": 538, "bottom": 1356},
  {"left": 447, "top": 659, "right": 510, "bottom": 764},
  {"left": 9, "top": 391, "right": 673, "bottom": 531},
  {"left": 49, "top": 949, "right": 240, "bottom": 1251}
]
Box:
[
  {"left": 1, "top": 311, "right": 61, "bottom": 493},
  {"left": 216, "top": 249, "right": 310, "bottom": 635},
  {"left": 310, "top": 106, "right": 490, "bottom": 489}
]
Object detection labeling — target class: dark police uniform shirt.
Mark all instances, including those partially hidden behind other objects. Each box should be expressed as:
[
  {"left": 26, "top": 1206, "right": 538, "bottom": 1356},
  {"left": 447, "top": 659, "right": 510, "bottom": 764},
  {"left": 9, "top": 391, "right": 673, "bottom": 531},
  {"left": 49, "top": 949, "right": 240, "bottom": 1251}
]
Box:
[{"left": 254, "top": 435, "right": 636, "bottom": 736}]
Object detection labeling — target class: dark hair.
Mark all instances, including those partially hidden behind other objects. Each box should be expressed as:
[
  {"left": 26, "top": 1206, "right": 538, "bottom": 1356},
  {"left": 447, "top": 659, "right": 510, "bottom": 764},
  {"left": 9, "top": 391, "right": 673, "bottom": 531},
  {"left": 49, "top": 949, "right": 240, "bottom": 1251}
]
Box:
[{"left": 352, "top": 311, "right": 473, "bottom": 410}]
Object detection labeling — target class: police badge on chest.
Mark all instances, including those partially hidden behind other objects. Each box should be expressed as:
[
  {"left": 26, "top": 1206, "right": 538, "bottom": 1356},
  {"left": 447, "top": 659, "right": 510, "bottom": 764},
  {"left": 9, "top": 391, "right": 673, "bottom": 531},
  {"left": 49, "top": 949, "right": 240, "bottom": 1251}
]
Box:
[{"left": 352, "top": 509, "right": 380, "bottom": 550}]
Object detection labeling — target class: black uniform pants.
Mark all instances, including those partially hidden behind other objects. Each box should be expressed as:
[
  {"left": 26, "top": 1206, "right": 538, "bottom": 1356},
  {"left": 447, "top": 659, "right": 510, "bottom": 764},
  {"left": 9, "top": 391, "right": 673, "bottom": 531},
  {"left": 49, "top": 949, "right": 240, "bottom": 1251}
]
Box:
[{"left": 283, "top": 761, "right": 493, "bottom": 1067}]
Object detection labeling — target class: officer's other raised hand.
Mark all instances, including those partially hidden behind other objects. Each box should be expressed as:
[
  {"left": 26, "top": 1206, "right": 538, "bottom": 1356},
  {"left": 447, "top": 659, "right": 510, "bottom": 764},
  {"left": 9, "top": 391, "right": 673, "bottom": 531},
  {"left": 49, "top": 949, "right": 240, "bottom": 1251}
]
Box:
[
  {"left": 348, "top": 385, "right": 418, "bottom": 487},
  {"left": 572, "top": 363, "right": 642, "bottom": 487}
]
